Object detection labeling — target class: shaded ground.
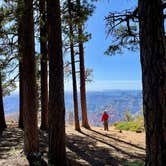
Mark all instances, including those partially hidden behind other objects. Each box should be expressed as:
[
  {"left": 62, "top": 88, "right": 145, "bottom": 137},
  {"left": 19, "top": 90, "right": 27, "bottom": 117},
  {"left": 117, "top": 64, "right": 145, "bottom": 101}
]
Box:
[
  {"left": 66, "top": 125, "right": 145, "bottom": 166},
  {"left": 0, "top": 122, "right": 145, "bottom": 166}
]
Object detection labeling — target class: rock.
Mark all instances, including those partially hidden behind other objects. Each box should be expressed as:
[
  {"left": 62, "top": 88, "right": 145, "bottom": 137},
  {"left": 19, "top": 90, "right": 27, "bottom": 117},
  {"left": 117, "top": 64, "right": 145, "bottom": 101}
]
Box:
[{"left": 136, "top": 129, "right": 142, "bottom": 133}]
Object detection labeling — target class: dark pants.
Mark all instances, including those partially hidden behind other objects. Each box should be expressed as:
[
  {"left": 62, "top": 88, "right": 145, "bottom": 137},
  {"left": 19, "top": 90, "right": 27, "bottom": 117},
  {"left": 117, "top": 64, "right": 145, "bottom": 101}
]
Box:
[{"left": 103, "top": 120, "right": 108, "bottom": 131}]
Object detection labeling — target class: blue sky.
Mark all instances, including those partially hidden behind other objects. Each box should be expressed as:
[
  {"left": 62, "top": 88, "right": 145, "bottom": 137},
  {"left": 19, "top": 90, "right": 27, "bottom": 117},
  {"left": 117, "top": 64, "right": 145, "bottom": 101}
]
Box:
[
  {"left": 65, "top": 0, "right": 142, "bottom": 91},
  {"left": 2, "top": 0, "right": 141, "bottom": 92}
]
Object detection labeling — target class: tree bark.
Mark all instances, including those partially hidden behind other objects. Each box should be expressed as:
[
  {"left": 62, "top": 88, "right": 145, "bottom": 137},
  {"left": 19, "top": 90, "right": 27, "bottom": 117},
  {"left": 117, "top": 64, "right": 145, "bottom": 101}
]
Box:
[
  {"left": 17, "top": 0, "right": 24, "bottom": 129},
  {"left": 47, "top": 0, "right": 67, "bottom": 165},
  {"left": 77, "top": 0, "right": 90, "bottom": 129},
  {"left": 68, "top": 0, "right": 81, "bottom": 132},
  {"left": 138, "top": 0, "right": 166, "bottom": 165},
  {"left": 79, "top": 26, "right": 90, "bottom": 129},
  {"left": 18, "top": 61, "right": 24, "bottom": 129},
  {"left": 22, "top": 0, "right": 39, "bottom": 155},
  {"left": 0, "top": 5, "right": 7, "bottom": 131},
  {"left": 0, "top": 72, "right": 7, "bottom": 130},
  {"left": 39, "top": 0, "right": 48, "bottom": 131}
]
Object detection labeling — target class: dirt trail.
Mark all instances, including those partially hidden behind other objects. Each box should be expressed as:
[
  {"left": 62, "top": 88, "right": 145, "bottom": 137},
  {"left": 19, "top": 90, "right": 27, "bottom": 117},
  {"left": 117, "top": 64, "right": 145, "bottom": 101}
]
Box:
[{"left": 0, "top": 122, "right": 145, "bottom": 166}]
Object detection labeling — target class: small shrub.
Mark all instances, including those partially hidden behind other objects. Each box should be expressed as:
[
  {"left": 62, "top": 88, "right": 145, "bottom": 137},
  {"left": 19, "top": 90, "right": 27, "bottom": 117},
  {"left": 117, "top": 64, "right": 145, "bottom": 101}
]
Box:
[
  {"left": 124, "top": 109, "right": 134, "bottom": 122},
  {"left": 124, "top": 160, "right": 144, "bottom": 166},
  {"left": 114, "top": 116, "right": 144, "bottom": 132}
]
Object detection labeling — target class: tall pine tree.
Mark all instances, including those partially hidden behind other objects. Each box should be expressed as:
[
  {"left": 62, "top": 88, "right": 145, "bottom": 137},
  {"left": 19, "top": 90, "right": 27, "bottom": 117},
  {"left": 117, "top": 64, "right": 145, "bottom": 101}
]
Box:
[
  {"left": 0, "top": 71, "right": 7, "bottom": 130},
  {"left": 22, "top": 0, "right": 39, "bottom": 158},
  {"left": 17, "top": 0, "right": 24, "bottom": 129},
  {"left": 139, "top": 0, "right": 166, "bottom": 165},
  {"left": 106, "top": 0, "right": 166, "bottom": 164},
  {"left": 67, "top": 0, "right": 81, "bottom": 131},
  {"left": 47, "top": 0, "right": 67, "bottom": 164},
  {"left": 39, "top": 0, "right": 48, "bottom": 131},
  {"left": 76, "top": 0, "right": 90, "bottom": 129}
]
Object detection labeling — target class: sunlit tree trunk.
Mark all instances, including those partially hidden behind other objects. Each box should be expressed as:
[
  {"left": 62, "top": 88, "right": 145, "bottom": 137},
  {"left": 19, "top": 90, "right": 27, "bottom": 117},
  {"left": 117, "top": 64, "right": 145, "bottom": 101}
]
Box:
[
  {"left": 39, "top": 0, "right": 48, "bottom": 130},
  {"left": 17, "top": 0, "right": 24, "bottom": 129},
  {"left": 139, "top": 0, "right": 166, "bottom": 165},
  {"left": 47, "top": 0, "right": 67, "bottom": 165},
  {"left": 68, "top": 0, "right": 81, "bottom": 132},
  {"left": 77, "top": 0, "right": 90, "bottom": 129},
  {"left": 22, "top": 0, "right": 39, "bottom": 155},
  {"left": 0, "top": 5, "right": 6, "bottom": 131},
  {"left": 0, "top": 71, "right": 7, "bottom": 130},
  {"left": 78, "top": 27, "right": 90, "bottom": 129}
]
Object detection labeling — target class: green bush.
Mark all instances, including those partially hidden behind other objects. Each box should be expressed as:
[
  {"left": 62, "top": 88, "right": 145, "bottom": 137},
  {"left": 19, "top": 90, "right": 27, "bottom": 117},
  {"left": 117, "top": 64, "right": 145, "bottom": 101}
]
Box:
[
  {"left": 124, "top": 160, "right": 144, "bottom": 166},
  {"left": 114, "top": 115, "right": 144, "bottom": 132}
]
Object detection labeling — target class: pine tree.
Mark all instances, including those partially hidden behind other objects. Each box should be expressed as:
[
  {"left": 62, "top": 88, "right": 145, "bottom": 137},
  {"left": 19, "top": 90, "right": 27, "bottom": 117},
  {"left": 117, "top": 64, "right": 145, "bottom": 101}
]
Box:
[
  {"left": 22, "top": 0, "right": 39, "bottom": 158},
  {"left": 62, "top": 0, "right": 94, "bottom": 130},
  {"left": 0, "top": 9, "right": 7, "bottom": 131},
  {"left": 0, "top": 71, "right": 7, "bottom": 130},
  {"left": 47, "top": 0, "right": 67, "bottom": 164},
  {"left": 138, "top": 0, "right": 166, "bottom": 165},
  {"left": 106, "top": 0, "right": 166, "bottom": 164},
  {"left": 16, "top": 0, "right": 24, "bottom": 129},
  {"left": 76, "top": 0, "right": 90, "bottom": 129},
  {"left": 39, "top": 0, "right": 48, "bottom": 131},
  {"left": 67, "top": 0, "right": 81, "bottom": 131}
]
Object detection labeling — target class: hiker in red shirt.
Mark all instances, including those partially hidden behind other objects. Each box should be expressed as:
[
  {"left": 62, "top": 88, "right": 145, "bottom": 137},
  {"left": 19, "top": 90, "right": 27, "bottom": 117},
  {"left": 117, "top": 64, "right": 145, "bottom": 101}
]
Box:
[{"left": 101, "top": 111, "right": 109, "bottom": 131}]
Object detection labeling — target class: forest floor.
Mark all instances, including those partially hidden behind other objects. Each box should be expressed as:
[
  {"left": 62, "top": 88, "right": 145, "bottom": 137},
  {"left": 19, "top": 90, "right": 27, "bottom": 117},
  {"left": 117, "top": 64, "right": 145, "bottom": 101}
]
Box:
[{"left": 0, "top": 120, "right": 145, "bottom": 166}]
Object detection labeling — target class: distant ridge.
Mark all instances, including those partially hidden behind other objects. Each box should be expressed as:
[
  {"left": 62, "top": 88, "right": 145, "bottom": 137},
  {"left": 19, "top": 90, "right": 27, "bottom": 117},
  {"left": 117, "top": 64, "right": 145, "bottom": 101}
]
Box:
[{"left": 4, "top": 90, "right": 142, "bottom": 125}]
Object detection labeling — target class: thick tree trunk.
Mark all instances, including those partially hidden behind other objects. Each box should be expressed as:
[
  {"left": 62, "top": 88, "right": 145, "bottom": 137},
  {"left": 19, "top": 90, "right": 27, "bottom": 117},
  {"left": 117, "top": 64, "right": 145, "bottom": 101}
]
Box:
[
  {"left": 68, "top": 0, "right": 81, "bottom": 132},
  {"left": 22, "top": 0, "right": 39, "bottom": 155},
  {"left": 17, "top": 0, "right": 24, "bottom": 129},
  {"left": 138, "top": 0, "right": 166, "bottom": 165},
  {"left": 0, "top": 72, "right": 7, "bottom": 130},
  {"left": 47, "top": 0, "right": 67, "bottom": 165},
  {"left": 77, "top": 0, "right": 90, "bottom": 129},
  {"left": 39, "top": 0, "right": 48, "bottom": 130}
]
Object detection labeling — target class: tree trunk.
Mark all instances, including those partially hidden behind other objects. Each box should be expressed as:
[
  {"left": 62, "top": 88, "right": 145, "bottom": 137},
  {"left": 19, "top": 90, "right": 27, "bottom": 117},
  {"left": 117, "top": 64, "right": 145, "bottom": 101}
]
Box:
[
  {"left": 22, "top": 0, "right": 39, "bottom": 155},
  {"left": 39, "top": 0, "right": 48, "bottom": 130},
  {"left": 68, "top": 0, "right": 81, "bottom": 132},
  {"left": 18, "top": 62, "right": 24, "bottom": 129},
  {"left": 0, "top": 72, "right": 7, "bottom": 130},
  {"left": 17, "top": 0, "right": 24, "bottom": 129},
  {"left": 77, "top": 0, "right": 90, "bottom": 129},
  {"left": 78, "top": 26, "right": 90, "bottom": 129},
  {"left": 47, "top": 0, "right": 67, "bottom": 165},
  {"left": 138, "top": 0, "right": 166, "bottom": 165}
]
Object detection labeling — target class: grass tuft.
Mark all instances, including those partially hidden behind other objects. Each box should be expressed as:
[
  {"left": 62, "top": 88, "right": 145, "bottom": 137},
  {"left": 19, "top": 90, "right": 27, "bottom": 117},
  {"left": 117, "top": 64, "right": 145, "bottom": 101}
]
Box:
[{"left": 114, "top": 115, "right": 144, "bottom": 132}]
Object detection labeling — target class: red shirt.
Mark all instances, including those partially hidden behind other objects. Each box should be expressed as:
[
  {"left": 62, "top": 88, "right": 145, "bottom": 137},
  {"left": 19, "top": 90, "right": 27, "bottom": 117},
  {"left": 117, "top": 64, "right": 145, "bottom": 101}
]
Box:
[{"left": 101, "top": 112, "right": 109, "bottom": 121}]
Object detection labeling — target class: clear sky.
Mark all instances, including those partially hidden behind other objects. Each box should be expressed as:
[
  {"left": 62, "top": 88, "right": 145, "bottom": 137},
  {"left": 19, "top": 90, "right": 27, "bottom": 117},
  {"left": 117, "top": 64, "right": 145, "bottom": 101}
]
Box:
[{"left": 65, "top": 0, "right": 142, "bottom": 91}]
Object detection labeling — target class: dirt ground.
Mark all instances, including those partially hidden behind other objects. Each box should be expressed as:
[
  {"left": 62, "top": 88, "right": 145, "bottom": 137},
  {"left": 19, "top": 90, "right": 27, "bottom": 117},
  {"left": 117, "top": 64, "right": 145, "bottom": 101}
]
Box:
[{"left": 0, "top": 121, "right": 145, "bottom": 166}]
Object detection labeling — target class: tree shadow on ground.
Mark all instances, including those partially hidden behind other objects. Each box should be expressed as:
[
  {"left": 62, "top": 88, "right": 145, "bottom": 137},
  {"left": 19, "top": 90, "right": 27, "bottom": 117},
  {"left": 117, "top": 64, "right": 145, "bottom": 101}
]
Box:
[
  {"left": 80, "top": 130, "right": 145, "bottom": 160},
  {"left": 90, "top": 129, "right": 145, "bottom": 151},
  {"left": 39, "top": 130, "right": 122, "bottom": 166},
  {"left": 0, "top": 126, "right": 48, "bottom": 165},
  {"left": 0, "top": 125, "right": 145, "bottom": 166},
  {"left": 0, "top": 127, "right": 23, "bottom": 160},
  {"left": 66, "top": 133, "right": 120, "bottom": 166},
  {"left": 66, "top": 129, "right": 145, "bottom": 166}
]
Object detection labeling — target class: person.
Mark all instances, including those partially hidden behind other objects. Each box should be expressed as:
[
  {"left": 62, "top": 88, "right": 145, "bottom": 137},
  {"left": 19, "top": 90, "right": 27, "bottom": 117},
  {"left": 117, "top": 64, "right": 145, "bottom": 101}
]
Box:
[{"left": 101, "top": 111, "right": 109, "bottom": 131}]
